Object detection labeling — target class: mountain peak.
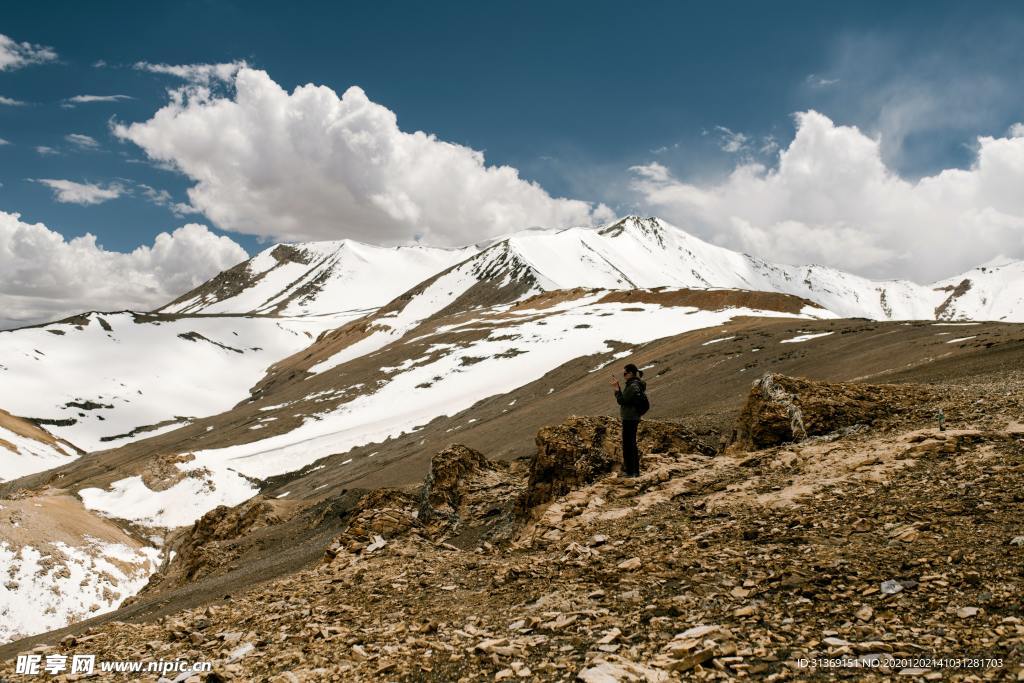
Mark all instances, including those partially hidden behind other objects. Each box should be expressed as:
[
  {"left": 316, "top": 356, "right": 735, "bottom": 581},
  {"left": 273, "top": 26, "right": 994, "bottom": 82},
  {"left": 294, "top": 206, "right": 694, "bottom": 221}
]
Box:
[
  {"left": 159, "top": 239, "right": 474, "bottom": 316},
  {"left": 597, "top": 215, "right": 664, "bottom": 238}
]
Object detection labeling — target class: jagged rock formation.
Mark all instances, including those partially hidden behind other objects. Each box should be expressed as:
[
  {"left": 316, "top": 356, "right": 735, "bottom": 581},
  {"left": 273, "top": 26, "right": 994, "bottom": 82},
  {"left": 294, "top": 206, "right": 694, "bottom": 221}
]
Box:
[
  {"left": 515, "top": 416, "right": 716, "bottom": 515},
  {"left": 417, "top": 445, "right": 492, "bottom": 524},
  {"left": 415, "top": 444, "right": 527, "bottom": 546},
  {"left": 323, "top": 488, "right": 422, "bottom": 559},
  {"left": 136, "top": 499, "right": 288, "bottom": 597},
  {"left": 319, "top": 417, "right": 721, "bottom": 563},
  {"left": 515, "top": 416, "right": 622, "bottom": 516},
  {"left": 730, "top": 373, "right": 935, "bottom": 450}
]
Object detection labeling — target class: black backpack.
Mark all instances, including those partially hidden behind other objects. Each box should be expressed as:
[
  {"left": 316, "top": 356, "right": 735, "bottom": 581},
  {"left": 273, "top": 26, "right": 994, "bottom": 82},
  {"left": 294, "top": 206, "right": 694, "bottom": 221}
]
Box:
[{"left": 636, "top": 383, "right": 650, "bottom": 416}]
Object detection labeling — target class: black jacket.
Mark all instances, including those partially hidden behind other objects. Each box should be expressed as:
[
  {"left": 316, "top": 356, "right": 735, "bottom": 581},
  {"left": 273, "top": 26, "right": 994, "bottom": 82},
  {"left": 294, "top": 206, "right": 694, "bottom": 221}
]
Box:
[{"left": 615, "top": 377, "right": 647, "bottom": 421}]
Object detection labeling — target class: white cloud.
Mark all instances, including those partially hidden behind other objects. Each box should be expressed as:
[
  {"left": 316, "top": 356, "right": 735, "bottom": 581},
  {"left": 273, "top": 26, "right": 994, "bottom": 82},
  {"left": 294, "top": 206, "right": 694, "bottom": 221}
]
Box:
[
  {"left": 0, "top": 95, "right": 26, "bottom": 106},
  {"left": 133, "top": 60, "right": 247, "bottom": 84},
  {"left": 759, "top": 135, "right": 779, "bottom": 155},
  {"left": 631, "top": 110, "right": 1024, "bottom": 282},
  {"left": 65, "top": 133, "right": 100, "bottom": 149},
  {"left": 34, "top": 179, "right": 125, "bottom": 205},
  {"left": 138, "top": 183, "right": 195, "bottom": 216},
  {"left": 35, "top": 146, "right": 58, "bottom": 156},
  {"left": 113, "top": 68, "right": 612, "bottom": 246},
  {"left": 0, "top": 212, "right": 248, "bottom": 329},
  {"left": 805, "top": 73, "right": 840, "bottom": 88},
  {"left": 63, "top": 94, "right": 133, "bottom": 107},
  {"left": 0, "top": 33, "right": 56, "bottom": 71},
  {"left": 1009, "top": 123, "right": 1024, "bottom": 138},
  {"left": 715, "top": 126, "right": 749, "bottom": 153}
]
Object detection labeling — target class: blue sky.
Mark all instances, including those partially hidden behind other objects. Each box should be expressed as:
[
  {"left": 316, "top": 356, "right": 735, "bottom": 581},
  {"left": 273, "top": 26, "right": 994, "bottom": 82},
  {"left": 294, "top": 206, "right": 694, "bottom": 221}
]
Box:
[{"left": 2, "top": 1, "right": 1024, "bottom": 326}]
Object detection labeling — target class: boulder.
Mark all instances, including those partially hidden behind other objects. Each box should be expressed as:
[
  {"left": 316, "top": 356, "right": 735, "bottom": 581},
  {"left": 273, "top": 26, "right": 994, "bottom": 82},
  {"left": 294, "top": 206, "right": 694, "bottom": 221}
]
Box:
[
  {"left": 417, "top": 444, "right": 527, "bottom": 546},
  {"left": 325, "top": 488, "right": 420, "bottom": 558},
  {"left": 731, "top": 373, "right": 917, "bottom": 450}
]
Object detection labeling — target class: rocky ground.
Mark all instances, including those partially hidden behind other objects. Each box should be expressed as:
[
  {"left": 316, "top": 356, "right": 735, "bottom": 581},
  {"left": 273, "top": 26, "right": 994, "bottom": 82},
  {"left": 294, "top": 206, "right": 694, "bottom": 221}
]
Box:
[{"left": 2, "top": 371, "right": 1022, "bottom": 682}]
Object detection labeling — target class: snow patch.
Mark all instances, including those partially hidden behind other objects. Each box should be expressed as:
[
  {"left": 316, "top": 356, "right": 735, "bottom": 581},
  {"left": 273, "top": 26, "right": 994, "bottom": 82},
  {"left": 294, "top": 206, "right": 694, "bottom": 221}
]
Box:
[
  {"left": 0, "top": 539, "right": 159, "bottom": 643},
  {"left": 780, "top": 331, "right": 835, "bottom": 344},
  {"left": 79, "top": 465, "right": 257, "bottom": 528}
]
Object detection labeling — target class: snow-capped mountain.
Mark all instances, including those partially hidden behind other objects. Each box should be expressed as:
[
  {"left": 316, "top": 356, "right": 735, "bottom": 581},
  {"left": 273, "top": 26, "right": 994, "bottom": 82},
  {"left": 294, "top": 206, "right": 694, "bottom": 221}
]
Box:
[
  {"left": 407, "top": 216, "right": 949, "bottom": 320},
  {"left": 160, "top": 239, "right": 475, "bottom": 317},
  {"left": 266, "top": 216, "right": 1024, "bottom": 379},
  {"left": 168, "top": 216, "right": 1022, "bottom": 326},
  {"left": 928, "top": 259, "right": 1024, "bottom": 322}
]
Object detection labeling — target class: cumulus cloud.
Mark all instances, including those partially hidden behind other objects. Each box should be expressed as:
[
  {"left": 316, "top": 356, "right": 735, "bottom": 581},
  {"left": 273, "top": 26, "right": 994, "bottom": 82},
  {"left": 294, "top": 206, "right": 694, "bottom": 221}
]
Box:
[
  {"left": 113, "top": 68, "right": 612, "bottom": 246},
  {"left": 631, "top": 110, "right": 1024, "bottom": 282},
  {"left": 0, "top": 212, "right": 248, "bottom": 329},
  {"left": 34, "top": 179, "right": 125, "bottom": 205},
  {"left": 65, "top": 133, "right": 99, "bottom": 149},
  {"left": 0, "top": 33, "right": 57, "bottom": 71},
  {"left": 35, "top": 146, "right": 58, "bottom": 156},
  {"left": 133, "top": 60, "right": 247, "bottom": 84},
  {"left": 0, "top": 95, "right": 26, "bottom": 106}
]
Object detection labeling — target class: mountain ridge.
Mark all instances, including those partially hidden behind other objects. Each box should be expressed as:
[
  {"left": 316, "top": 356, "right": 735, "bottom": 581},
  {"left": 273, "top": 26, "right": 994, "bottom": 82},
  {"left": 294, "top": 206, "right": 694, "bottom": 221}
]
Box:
[{"left": 155, "top": 215, "right": 1024, "bottom": 324}]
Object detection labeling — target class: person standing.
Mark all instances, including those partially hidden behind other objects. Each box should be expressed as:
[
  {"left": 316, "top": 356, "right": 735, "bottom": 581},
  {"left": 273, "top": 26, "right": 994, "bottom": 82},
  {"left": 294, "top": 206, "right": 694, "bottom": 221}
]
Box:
[{"left": 611, "top": 363, "right": 648, "bottom": 477}]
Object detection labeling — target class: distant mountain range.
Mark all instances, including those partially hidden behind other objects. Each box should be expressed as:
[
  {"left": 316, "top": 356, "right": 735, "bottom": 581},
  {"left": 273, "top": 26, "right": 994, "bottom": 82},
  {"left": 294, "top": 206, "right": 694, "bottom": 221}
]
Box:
[{"left": 159, "top": 216, "right": 1024, "bottom": 322}]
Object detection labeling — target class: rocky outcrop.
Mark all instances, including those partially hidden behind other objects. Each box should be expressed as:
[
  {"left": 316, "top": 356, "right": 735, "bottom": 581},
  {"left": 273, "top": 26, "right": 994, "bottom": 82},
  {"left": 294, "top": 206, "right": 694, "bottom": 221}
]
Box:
[
  {"left": 136, "top": 499, "right": 286, "bottom": 597},
  {"left": 414, "top": 444, "right": 526, "bottom": 546},
  {"left": 138, "top": 452, "right": 199, "bottom": 492},
  {"left": 731, "top": 373, "right": 932, "bottom": 450},
  {"left": 515, "top": 417, "right": 620, "bottom": 516},
  {"left": 934, "top": 278, "right": 972, "bottom": 319},
  {"left": 325, "top": 489, "right": 421, "bottom": 557},
  {"left": 515, "top": 416, "right": 715, "bottom": 515},
  {"left": 418, "top": 445, "right": 491, "bottom": 524}
]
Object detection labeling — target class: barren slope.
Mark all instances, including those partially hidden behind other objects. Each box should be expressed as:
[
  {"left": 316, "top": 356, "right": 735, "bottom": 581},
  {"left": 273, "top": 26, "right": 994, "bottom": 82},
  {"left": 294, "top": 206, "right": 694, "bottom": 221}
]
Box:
[{"left": 2, "top": 369, "right": 1021, "bottom": 680}]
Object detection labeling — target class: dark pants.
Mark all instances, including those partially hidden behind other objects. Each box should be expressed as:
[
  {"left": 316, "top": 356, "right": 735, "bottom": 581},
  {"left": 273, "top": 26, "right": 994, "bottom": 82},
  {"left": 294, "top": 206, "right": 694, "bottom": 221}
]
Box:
[{"left": 622, "top": 419, "right": 640, "bottom": 475}]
